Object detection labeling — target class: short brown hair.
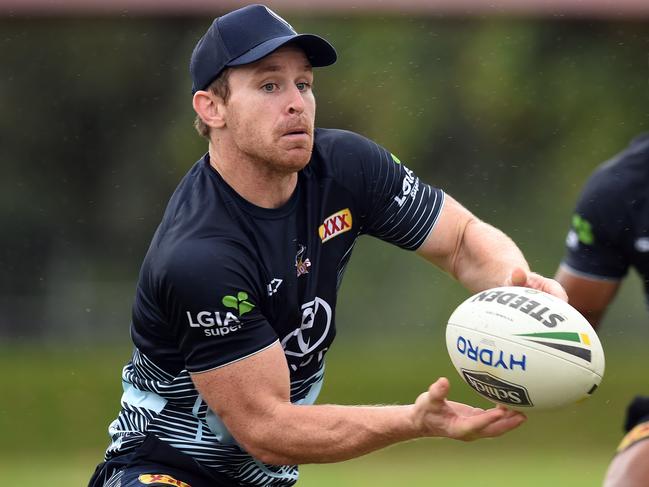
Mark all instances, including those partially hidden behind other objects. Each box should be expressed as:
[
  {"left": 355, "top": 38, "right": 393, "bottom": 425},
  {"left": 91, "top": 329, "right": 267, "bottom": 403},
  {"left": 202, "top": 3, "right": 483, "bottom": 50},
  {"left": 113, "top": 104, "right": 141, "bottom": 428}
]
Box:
[{"left": 194, "top": 68, "right": 232, "bottom": 139}]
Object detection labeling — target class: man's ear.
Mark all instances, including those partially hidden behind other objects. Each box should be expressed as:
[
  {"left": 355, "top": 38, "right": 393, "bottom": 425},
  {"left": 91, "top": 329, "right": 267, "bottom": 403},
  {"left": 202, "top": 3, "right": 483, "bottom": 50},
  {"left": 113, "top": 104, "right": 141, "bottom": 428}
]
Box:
[{"left": 192, "top": 90, "right": 226, "bottom": 129}]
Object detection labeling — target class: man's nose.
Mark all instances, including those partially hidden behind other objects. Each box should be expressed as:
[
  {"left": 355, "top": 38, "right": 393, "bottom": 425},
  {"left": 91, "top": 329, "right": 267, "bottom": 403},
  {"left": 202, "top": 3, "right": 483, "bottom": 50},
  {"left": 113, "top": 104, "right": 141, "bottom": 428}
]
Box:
[{"left": 286, "top": 86, "right": 305, "bottom": 115}]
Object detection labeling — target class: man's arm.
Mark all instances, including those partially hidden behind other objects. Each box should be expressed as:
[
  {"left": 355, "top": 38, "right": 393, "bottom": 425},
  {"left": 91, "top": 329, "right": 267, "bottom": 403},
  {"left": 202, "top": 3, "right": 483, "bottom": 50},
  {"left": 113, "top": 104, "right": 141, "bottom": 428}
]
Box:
[
  {"left": 554, "top": 265, "right": 620, "bottom": 328},
  {"left": 191, "top": 341, "right": 525, "bottom": 466},
  {"left": 416, "top": 195, "right": 567, "bottom": 299}
]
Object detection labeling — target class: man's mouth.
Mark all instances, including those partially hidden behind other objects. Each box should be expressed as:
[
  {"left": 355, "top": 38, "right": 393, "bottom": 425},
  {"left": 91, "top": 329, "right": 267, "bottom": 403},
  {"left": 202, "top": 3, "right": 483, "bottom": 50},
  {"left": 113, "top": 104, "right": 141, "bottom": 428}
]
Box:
[
  {"left": 280, "top": 129, "right": 311, "bottom": 143},
  {"left": 283, "top": 129, "right": 309, "bottom": 136}
]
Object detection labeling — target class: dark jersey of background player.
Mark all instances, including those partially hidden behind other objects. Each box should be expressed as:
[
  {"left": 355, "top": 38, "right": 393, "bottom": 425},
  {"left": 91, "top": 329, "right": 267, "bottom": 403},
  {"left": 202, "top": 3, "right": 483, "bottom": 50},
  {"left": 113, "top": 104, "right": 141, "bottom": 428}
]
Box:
[
  {"left": 556, "top": 133, "right": 649, "bottom": 487},
  {"left": 559, "top": 133, "right": 649, "bottom": 322},
  {"left": 103, "top": 128, "right": 444, "bottom": 486}
]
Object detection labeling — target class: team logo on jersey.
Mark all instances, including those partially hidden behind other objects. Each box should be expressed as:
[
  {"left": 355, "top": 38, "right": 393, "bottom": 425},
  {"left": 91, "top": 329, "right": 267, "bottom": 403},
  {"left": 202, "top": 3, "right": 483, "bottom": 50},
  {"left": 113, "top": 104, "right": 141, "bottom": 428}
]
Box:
[
  {"left": 295, "top": 244, "right": 311, "bottom": 277},
  {"left": 319, "top": 208, "right": 352, "bottom": 243},
  {"left": 281, "top": 297, "right": 332, "bottom": 371},
  {"left": 138, "top": 474, "right": 191, "bottom": 487}
]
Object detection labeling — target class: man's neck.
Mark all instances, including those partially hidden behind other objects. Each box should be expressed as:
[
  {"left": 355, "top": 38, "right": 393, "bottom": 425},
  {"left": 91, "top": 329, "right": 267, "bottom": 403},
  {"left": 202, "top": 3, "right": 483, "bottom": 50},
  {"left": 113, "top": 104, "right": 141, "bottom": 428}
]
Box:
[{"left": 208, "top": 144, "right": 299, "bottom": 209}]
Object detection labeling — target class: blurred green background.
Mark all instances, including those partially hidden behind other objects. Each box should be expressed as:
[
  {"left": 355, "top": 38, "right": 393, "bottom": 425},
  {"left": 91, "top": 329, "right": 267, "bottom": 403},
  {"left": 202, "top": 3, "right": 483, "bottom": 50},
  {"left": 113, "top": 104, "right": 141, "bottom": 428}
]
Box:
[{"left": 2, "top": 3, "right": 649, "bottom": 486}]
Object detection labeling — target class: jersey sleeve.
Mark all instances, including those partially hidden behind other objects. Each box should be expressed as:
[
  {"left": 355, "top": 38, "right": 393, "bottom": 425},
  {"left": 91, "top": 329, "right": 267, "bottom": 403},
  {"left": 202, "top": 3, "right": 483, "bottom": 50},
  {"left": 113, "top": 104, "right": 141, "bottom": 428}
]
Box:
[
  {"left": 328, "top": 130, "right": 445, "bottom": 250},
  {"left": 561, "top": 166, "right": 630, "bottom": 280},
  {"left": 163, "top": 239, "right": 278, "bottom": 373}
]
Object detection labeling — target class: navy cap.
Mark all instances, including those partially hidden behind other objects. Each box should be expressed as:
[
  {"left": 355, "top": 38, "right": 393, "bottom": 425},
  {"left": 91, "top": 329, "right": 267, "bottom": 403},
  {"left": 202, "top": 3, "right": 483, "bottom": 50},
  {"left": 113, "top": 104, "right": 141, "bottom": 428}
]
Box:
[{"left": 190, "top": 4, "right": 337, "bottom": 94}]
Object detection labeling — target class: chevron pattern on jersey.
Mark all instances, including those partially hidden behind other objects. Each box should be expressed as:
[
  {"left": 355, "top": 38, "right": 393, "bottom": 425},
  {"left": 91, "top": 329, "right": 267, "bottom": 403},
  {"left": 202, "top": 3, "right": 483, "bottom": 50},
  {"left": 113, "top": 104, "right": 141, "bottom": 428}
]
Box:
[
  {"left": 105, "top": 348, "right": 324, "bottom": 486},
  {"left": 365, "top": 147, "right": 444, "bottom": 250}
]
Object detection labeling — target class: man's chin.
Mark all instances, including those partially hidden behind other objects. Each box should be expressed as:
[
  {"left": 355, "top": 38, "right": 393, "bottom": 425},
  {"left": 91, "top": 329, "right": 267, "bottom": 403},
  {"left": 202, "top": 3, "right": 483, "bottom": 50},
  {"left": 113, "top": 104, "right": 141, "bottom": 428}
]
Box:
[
  {"left": 284, "top": 153, "right": 311, "bottom": 173},
  {"left": 281, "top": 145, "right": 312, "bottom": 169}
]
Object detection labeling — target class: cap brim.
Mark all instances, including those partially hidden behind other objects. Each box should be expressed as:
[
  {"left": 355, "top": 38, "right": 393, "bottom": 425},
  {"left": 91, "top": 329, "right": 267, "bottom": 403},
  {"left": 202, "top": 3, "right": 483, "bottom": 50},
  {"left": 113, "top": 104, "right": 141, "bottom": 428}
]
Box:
[{"left": 227, "top": 33, "right": 337, "bottom": 68}]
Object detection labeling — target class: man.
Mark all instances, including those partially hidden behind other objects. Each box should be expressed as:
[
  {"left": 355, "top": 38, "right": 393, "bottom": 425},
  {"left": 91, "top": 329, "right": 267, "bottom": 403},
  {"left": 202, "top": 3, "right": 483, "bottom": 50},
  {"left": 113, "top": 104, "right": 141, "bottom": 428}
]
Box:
[
  {"left": 555, "top": 133, "right": 649, "bottom": 487},
  {"left": 89, "top": 5, "right": 566, "bottom": 486}
]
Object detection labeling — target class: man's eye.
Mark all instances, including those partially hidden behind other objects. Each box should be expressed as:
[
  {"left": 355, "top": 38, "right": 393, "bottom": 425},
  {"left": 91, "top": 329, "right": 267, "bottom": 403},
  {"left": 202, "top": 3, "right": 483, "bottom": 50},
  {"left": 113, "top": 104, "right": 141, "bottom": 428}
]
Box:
[
  {"left": 262, "top": 83, "right": 277, "bottom": 92},
  {"left": 296, "top": 82, "right": 311, "bottom": 92}
]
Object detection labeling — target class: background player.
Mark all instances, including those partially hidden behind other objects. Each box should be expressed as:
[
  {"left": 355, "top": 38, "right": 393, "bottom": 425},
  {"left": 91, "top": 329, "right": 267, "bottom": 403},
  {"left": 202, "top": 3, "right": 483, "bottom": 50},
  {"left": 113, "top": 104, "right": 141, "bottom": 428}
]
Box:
[
  {"left": 555, "top": 133, "right": 649, "bottom": 487},
  {"left": 89, "top": 5, "right": 566, "bottom": 486}
]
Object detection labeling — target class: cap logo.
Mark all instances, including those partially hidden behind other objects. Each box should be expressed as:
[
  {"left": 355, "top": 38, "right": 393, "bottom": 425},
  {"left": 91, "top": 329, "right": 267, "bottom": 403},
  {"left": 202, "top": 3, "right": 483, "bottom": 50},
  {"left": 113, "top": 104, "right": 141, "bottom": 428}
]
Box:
[{"left": 265, "top": 6, "right": 296, "bottom": 33}]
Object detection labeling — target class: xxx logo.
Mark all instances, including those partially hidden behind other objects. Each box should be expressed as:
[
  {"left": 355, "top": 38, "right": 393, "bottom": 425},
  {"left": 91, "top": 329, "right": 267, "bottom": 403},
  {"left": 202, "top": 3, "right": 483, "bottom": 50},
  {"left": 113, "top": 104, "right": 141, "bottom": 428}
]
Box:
[
  {"left": 138, "top": 474, "right": 191, "bottom": 487},
  {"left": 319, "top": 208, "right": 352, "bottom": 243},
  {"left": 222, "top": 291, "right": 255, "bottom": 316}
]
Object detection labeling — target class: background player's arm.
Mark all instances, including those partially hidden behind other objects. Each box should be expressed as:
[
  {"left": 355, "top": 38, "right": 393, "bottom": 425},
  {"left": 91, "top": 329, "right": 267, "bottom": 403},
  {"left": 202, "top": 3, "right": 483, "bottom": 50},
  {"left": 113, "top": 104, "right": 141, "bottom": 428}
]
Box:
[
  {"left": 603, "top": 396, "right": 649, "bottom": 487},
  {"left": 191, "top": 341, "right": 525, "bottom": 465},
  {"left": 417, "top": 195, "right": 566, "bottom": 299},
  {"left": 603, "top": 442, "right": 649, "bottom": 487},
  {"left": 554, "top": 266, "right": 620, "bottom": 328}
]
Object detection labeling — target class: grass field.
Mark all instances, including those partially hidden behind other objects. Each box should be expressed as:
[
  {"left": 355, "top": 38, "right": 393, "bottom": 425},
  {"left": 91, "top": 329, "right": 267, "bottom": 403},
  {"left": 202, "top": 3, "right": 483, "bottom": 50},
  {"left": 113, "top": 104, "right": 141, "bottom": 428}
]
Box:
[
  {"left": 1, "top": 447, "right": 613, "bottom": 486},
  {"left": 4, "top": 336, "right": 643, "bottom": 486}
]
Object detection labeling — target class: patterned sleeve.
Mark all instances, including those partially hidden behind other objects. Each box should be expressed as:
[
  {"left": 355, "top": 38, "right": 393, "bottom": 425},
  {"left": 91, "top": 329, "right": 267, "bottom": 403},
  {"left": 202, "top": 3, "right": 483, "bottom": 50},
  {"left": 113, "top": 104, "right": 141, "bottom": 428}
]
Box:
[
  {"left": 328, "top": 130, "right": 445, "bottom": 250},
  {"left": 561, "top": 165, "right": 630, "bottom": 280},
  {"left": 163, "top": 239, "right": 278, "bottom": 373}
]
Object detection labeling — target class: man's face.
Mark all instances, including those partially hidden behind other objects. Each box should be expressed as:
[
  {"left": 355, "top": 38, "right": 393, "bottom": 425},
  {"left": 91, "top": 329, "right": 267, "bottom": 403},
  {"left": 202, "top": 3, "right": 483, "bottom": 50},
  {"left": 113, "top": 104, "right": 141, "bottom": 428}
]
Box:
[{"left": 221, "top": 45, "right": 316, "bottom": 174}]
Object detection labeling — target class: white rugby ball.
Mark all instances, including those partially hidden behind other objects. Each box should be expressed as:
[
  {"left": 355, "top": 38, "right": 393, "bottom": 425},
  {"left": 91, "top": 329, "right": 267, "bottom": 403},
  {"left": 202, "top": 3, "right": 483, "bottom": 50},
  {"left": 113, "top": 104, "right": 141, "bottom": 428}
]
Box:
[{"left": 446, "top": 286, "right": 605, "bottom": 410}]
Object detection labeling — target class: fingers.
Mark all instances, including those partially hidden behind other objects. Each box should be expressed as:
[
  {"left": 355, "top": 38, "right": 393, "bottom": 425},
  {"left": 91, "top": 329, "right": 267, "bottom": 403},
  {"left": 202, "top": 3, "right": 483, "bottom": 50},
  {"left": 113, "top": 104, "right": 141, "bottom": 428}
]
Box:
[
  {"left": 506, "top": 267, "right": 528, "bottom": 287},
  {"left": 506, "top": 268, "right": 568, "bottom": 302},
  {"left": 427, "top": 377, "right": 450, "bottom": 403},
  {"left": 526, "top": 273, "right": 568, "bottom": 301},
  {"left": 460, "top": 406, "right": 507, "bottom": 433},
  {"left": 416, "top": 380, "right": 527, "bottom": 441},
  {"left": 476, "top": 409, "right": 527, "bottom": 438},
  {"left": 539, "top": 277, "right": 568, "bottom": 302},
  {"left": 457, "top": 407, "right": 527, "bottom": 440}
]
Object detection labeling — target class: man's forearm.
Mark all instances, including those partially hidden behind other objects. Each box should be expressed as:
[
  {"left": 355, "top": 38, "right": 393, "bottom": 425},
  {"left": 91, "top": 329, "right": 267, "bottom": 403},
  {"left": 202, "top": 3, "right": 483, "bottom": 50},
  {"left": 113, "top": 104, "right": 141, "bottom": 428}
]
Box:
[
  {"left": 195, "top": 344, "right": 525, "bottom": 468},
  {"left": 453, "top": 218, "right": 530, "bottom": 292},
  {"left": 415, "top": 196, "right": 531, "bottom": 292},
  {"left": 236, "top": 402, "right": 418, "bottom": 465}
]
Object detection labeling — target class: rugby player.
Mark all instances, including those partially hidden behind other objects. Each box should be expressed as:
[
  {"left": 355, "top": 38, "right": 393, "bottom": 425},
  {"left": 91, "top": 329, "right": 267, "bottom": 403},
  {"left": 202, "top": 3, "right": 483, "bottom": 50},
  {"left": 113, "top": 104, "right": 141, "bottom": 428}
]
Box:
[
  {"left": 89, "top": 5, "right": 566, "bottom": 486},
  {"left": 555, "top": 133, "right": 649, "bottom": 487}
]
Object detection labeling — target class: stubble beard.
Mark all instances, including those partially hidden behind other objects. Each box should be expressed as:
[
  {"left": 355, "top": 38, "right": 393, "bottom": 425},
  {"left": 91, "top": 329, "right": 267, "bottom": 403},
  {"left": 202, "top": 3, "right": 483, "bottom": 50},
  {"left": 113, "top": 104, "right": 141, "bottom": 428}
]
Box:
[{"left": 234, "top": 126, "right": 314, "bottom": 178}]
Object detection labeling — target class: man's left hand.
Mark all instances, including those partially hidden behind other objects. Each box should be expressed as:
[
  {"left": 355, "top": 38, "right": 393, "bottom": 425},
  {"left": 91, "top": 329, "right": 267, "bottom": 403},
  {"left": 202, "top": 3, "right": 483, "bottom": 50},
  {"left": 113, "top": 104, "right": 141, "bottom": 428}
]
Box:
[{"left": 506, "top": 267, "right": 568, "bottom": 302}]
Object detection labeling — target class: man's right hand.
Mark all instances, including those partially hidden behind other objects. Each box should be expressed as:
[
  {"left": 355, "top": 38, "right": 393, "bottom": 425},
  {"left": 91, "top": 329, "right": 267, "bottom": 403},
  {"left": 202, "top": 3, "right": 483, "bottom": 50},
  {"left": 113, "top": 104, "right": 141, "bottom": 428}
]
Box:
[{"left": 412, "top": 377, "right": 527, "bottom": 441}]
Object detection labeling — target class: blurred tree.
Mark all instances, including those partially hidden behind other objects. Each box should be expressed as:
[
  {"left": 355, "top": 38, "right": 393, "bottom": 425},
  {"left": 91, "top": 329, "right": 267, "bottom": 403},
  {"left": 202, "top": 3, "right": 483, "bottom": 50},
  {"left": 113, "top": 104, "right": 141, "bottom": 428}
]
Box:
[{"left": 1, "top": 14, "right": 647, "bottom": 340}]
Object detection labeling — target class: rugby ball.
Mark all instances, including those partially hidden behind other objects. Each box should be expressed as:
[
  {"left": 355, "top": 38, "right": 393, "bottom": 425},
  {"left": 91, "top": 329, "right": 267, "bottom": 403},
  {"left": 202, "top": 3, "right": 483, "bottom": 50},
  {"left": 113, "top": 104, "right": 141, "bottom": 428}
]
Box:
[{"left": 446, "top": 286, "right": 605, "bottom": 410}]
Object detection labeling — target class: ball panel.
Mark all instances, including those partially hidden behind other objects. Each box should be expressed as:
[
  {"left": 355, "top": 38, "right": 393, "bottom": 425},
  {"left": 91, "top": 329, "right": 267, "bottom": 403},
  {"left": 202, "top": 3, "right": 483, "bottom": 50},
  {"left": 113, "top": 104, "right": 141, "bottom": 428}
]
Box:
[
  {"left": 446, "top": 325, "right": 602, "bottom": 409},
  {"left": 448, "top": 287, "right": 596, "bottom": 336},
  {"left": 447, "top": 321, "right": 604, "bottom": 377}
]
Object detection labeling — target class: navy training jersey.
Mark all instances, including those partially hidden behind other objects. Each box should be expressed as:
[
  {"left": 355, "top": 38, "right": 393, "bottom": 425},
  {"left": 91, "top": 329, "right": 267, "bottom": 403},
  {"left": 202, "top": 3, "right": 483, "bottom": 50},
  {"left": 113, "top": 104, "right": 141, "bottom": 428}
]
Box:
[
  {"left": 561, "top": 133, "right": 649, "bottom": 307},
  {"left": 105, "top": 128, "right": 445, "bottom": 486}
]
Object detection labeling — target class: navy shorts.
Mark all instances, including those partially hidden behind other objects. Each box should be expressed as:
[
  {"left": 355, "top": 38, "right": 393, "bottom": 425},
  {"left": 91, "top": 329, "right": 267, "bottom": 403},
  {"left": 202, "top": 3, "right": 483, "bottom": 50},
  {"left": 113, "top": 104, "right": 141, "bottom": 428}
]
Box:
[{"left": 88, "top": 434, "right": 238, "bottom": 487}]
